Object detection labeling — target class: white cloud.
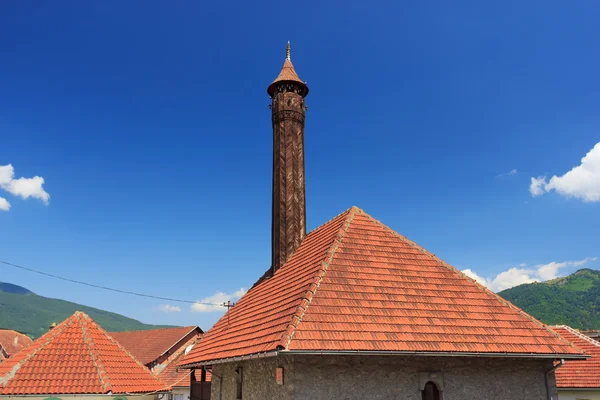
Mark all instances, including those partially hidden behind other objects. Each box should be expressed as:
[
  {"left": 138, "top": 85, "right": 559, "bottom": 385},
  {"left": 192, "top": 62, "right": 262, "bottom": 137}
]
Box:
[
  {"left": 530, "top": 142, "right": 600, "bottom": 202},
  {"left": 158, "top": 304, "right": 181, "bottom": 313},
  {"left": 191, "top": 288, "right": 247, "bottom": 313},
  {"left": 0, "top": 164, "right": 50, "bottom": 206},
  {"left": 0, "top": 165, "right": 13, "bottom": 185},
  {"left": 497, "top": 169, "right": 518, "bottom": 178},
  {"left": 0, "top": 197, "right": 10, "bottom": 211},
  {"left": 462, "top": 257, "right": 597, "bottom": 292},
  {"left": 529, "top": 176, "right": 547, "bottom": 197},
  {"left": 5, "top": 176, "right": 50, "bottom": 203},
  {"left": 491, "top": 267, "right": 537, "bottom": 291},
  {"left": 462, "top": 269, "right": 489, "bottom": 286}
]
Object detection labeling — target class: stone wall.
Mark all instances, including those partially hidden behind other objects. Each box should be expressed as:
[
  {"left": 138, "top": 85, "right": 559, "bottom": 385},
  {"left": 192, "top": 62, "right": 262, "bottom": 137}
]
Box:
[
  {"left": 5, "top": 395, "right": 157, "bottom": 400},
  {"left": 211, "top": 354, "right": 557, "bottom": 400},
  {"left": 210, "top": 356, "right": 294, "bottom": 400},
  {"left": 293, "top": 355, "right": 555, "bottom": 400}
]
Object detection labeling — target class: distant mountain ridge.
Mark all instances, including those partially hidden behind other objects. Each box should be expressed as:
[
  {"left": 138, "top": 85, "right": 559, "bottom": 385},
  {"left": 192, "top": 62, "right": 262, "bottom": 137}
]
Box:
[
  {"left": 0, "top": 282, "right": 32, "bottom": 295},
  {"left": 0, "top": 281, "right": 174, "bottom": 338},
  {"left": 498, "top": 268, "right": 600, "bottom": 330}
]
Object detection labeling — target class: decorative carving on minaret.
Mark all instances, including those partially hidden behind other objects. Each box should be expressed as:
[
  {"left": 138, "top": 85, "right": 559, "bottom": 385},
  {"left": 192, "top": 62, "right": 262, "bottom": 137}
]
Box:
[{"left": 268, "top": 42, "right": 309, "bottom": 275}]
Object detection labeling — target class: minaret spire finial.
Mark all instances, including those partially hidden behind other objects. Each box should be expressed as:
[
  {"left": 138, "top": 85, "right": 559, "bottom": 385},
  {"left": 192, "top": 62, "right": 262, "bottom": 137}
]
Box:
[{"left": 286, "top": 41, "right": 291, "bottom": 61}]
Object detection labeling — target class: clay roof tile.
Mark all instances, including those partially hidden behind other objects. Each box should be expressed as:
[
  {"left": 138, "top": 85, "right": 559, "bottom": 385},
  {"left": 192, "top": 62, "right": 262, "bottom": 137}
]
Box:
[
  {"left": 110, "top": 326, "right": 202, "bottom": 365},
  {"left": 0, "top": 312, "right": 169, "bottom": 395},
  {"left": 0, "top": 330, "right": 32, "bottom": 358},
  {"left": 551, "top": 326, "right": 600, "bottom": 388},
  {"left": 181, "top": 207, "right": 584, "bottom": 366}
]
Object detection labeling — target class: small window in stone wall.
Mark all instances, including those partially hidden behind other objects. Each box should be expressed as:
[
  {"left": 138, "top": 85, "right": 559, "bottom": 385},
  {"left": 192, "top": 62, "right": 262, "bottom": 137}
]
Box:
[
  {"left": 235, "top": 367, "right": 243, "bottom": 399},
  {"left": 422, "top": 381, "right": 440, "bottom": 400}
]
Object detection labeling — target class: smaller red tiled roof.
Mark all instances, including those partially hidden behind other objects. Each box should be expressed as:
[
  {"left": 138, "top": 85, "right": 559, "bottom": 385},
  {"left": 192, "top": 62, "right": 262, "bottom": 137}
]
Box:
[
  {"left": 267, "top": 42, "right": 308, "bottom": 96},
  {"left": 0, "top": 330, "right": 32, "bottom": 358},
  {"left": 154, "top": 337, "right": 211, "bottom": 387},
  {"left": 551, "top": 325, "right": 600, "bottom": 388},
  {"left": 0, "top": 312, "right": 169, "bottom": 395},
  {"left": 110, "top": 326, "right": 202, "bottom": 365}
]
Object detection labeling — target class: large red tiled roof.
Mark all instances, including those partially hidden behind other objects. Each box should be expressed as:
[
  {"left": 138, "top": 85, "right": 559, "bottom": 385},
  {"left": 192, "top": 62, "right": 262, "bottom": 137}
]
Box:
[
  {"left": 0, "top": 312, "right": 169, "bottom": 395},
  {"left": 551, "top": 326, "right": 600, "bottom": 388},
  {"left": 0, "top": 330, "right": 32, "bottom": 359},
  {"left": 181, "top": 207, "right": 583, "bottom": 366},
  {"left": 110, "top": 326, "right": 201, "bottom": 365}
]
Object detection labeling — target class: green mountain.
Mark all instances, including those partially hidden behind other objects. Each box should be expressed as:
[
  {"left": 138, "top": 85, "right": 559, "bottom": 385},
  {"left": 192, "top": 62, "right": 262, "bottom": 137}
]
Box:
[
  {"left": 0, "top": 282, "right": 173, "bottom": 338},
  {"left": 499, "top": 268, "right": 600, "bottom": 330}
]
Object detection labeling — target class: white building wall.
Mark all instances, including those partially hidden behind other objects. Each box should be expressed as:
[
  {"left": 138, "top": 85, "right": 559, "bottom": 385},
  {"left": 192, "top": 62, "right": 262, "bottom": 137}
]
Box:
[{"left": 171, "top": 387, "right": 191, "bottom": 400}]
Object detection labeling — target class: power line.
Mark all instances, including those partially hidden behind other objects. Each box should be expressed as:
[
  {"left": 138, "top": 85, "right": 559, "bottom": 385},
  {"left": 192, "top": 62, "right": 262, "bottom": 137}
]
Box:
[{"left": 0, "top": 259, "right": 227, "bottom": 307}]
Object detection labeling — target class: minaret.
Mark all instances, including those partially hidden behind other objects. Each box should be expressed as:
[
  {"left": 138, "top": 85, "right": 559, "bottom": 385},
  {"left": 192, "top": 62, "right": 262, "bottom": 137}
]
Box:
[{"left": 268, "top": 42, "right": 309, "bottom": 275}]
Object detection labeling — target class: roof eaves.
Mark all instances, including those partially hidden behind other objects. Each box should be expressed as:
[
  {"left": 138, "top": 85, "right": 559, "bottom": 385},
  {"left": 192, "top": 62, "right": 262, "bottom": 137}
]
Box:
[
  {"left": 281, "top": 349, "right": 589, "bottom": 360},
  {"left": 358, "top": 209, "right": 584, "bottom": 357},
  {"left": 277, "top": 207, "right": 359, "bottom": 350},
  {"left": 180, "top": 350, "right": 280, "bottom": 368},
  {"left": 179, "top": 346, "right": 589, "bottom": 368},
  {"left": 0, "top": 393, "right": 172, "bottom": 398},
  {"left": 556, "top": 386, "right": 600, "bottom": 390}
]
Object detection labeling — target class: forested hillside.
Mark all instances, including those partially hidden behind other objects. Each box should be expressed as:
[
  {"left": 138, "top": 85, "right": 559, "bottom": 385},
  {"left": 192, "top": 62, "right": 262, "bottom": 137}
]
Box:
[
  {"left": 499, "top": 269, "right": 600, "bottom": 330},
  {"left": 0, "top": 282, "right": 173, "bottom": 338}
]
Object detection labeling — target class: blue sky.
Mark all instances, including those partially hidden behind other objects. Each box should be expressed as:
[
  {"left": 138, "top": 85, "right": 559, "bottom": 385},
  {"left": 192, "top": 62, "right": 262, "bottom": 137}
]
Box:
[{"left": 1, "top": 1, "right": 599, "bottom": 330}]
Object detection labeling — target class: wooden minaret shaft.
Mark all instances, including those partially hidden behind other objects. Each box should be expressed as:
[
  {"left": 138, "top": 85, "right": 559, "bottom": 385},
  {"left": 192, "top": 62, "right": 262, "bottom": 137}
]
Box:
[{"left": 271, "top": 86, "right": 307, "bottom": 274}]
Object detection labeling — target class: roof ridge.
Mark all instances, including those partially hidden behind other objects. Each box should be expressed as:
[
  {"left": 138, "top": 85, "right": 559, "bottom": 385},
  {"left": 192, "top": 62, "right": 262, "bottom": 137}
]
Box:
[
  {"left": 110, "top": 325, "right": 196, "bottom": 334},
  {"left": 78, "top": 312, "right": 169, "bottom": 392},
  {"left": 278, "top": 206, "right": 358, "bottom": 350},
  {"left": 110, "top": 326, "right": 200, "bottom": 365},
  {"left": 552, "top": 325, "right": 600, "bottom": 349},
  {"left": 95, "top": 316, "right": 173, "bottom": 392},
  {"left": 357, "top": 208, "right": 582, "bottom": 354},
  {"left": 0, "top": 330, "right": 28, "bottom": 337},
  {"left": 307, "top": 206, "right": 358, "bottom": 236},
  {"left": 0, "top": 313, "right": 75, "bottom": 388},
  {"left": 78, "top": 312, "right": 112, "bottom": 393},
  {"left": 160, "top": 327, "right": 200, "bottom": 360},
  {"left": 248, "top": 208, "right": 358, "bottom": 290}
]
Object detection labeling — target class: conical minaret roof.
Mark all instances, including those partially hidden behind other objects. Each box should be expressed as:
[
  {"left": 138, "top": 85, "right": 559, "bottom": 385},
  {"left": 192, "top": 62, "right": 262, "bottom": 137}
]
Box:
[{"left": 267, "top": 41, "right": 308, "bottom": 96}]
